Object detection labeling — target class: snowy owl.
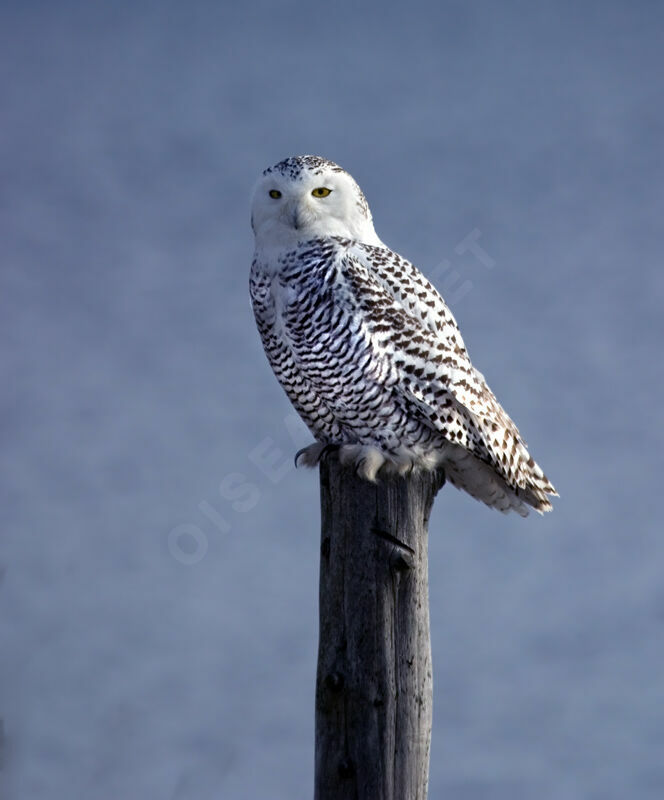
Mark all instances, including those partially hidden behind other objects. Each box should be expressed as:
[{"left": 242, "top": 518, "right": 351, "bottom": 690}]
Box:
[{"left": 249, "top": 155, "right": 557, "bottom": 516}]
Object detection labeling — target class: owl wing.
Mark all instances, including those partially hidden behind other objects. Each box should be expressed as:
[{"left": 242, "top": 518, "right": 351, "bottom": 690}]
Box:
[
  {"left": 349, "top": 240, "right": 537, "bottom": 450},
  {"left": 283, "top": 237, "right": 555, "bottom": 505}
]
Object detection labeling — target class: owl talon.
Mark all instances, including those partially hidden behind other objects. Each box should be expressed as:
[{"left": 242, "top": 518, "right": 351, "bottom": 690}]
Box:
[
  {"left": 398, "top": 459, "right": 415, "bottom": 477},
  {"left": 294, "top": 447, "right": 309, "bottom": 468},
  {"left": 295, "top": 442, "right": 339, "bottom": 468},
  {"left": 319, "top": 443, "right": 340, "bottom": 462}
]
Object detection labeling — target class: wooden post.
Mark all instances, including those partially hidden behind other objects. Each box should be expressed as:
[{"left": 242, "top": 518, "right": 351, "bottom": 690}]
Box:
[{"left": 315, "top": 455, "right": 445, "bottom": 800}]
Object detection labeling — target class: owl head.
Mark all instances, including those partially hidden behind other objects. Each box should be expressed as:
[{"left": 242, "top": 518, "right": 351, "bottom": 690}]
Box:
[{"left": 251, "top": 155, "right": 381, "bottom": 249}]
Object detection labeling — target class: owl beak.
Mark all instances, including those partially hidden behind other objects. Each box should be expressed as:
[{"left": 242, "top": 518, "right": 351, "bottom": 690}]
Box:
[{"left": 288, "top": 200, "right": 304, "bottom": 230}]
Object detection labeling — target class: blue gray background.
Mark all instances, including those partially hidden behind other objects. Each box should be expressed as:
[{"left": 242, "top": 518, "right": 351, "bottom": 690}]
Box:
[{"left": 1, "top": 1, "right": 663, "bottom": 798}]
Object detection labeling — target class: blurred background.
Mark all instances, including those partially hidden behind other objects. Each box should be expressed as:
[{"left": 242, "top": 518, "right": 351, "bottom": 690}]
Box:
[{"left": 1, "top": 1, "right": 663, "bottom": 797}]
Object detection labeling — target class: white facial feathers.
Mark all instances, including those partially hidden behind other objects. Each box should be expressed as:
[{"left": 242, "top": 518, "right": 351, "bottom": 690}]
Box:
[{"left": 251, "top": 155, "right": 382, "bottom": 249}]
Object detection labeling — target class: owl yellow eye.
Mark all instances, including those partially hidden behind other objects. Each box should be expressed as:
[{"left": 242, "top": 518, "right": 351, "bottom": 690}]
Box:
[
  {"left": 269, "top": 190, "right": 282, "bottom": 199},
  {"left": 311, "top": 187, "right": 332, "bottom": 198}
]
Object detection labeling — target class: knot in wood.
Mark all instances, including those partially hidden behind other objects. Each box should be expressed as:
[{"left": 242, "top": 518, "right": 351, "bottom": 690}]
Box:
[
  {"left": 337, "top": 758, "right": 355, "bottom": 779},
  {"left": 390, "top": 548, "right": 415, "bottom": 572},
  {"left": 323, "top": 671, "right": 344, "bottom": 693}
]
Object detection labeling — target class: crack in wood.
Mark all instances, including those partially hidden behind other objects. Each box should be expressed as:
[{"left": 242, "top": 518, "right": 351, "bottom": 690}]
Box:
[{"left": 371, "top": 526, "right": 416, "bottom": 555}]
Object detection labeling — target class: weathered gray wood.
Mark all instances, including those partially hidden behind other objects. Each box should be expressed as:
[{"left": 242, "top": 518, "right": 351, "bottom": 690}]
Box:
[{"left": 315, "top": 455, "right": 445, "bottom": 800}]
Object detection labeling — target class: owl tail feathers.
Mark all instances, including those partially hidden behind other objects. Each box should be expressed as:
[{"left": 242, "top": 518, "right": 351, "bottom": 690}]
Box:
[
  {"left": 516, "top": 458, "right": 558, "bottom": 514},
  {"left": 442, "top": 445, "right": 556, "bottom": 516}
]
